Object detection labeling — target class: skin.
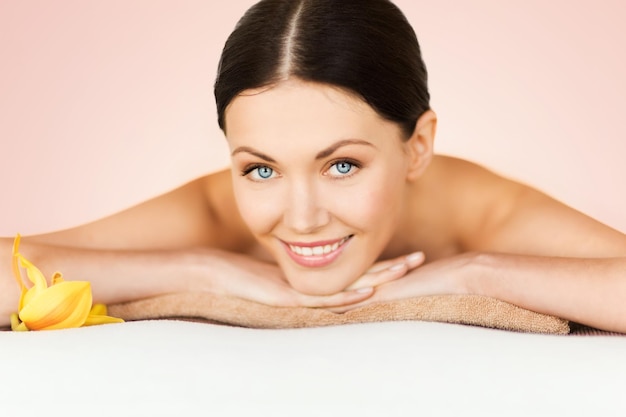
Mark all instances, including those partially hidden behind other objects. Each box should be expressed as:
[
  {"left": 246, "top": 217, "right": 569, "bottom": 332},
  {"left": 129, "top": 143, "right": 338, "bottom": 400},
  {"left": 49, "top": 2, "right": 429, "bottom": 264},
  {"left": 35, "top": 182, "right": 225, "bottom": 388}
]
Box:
[
  {"left": 2, "top": 78, "right": 626, "bottom": 331},
  {"left": 226, "top": 80, "right": 420, "bottom": 295}
]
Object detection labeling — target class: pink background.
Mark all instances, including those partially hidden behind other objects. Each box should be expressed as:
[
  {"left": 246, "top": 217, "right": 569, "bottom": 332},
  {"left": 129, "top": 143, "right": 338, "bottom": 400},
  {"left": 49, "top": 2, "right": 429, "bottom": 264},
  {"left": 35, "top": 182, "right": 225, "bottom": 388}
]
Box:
[{"left": 1, "top": 0, "right": 625, "bottom": 236}]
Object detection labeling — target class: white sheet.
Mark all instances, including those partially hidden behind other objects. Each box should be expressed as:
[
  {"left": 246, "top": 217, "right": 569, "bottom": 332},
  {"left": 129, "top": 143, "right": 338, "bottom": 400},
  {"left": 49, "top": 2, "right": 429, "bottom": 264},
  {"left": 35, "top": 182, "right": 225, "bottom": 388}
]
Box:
[{"left": 1, "top": 320, "right": 624, "bottom": 417}]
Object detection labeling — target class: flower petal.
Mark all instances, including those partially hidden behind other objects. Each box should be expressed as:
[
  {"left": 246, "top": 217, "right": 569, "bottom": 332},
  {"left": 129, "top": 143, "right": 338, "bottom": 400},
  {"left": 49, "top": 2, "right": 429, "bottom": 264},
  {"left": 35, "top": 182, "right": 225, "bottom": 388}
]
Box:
[
  {"left": 17, "top": 253, "right": 49, "bottom": 310},
  {"left": 10, "top": 313, "right": 28, "bottom": 331},
  {"left": 19, "top": 255, "right": 48, "bottom": 289},
  {"left": 21, "top": 286, "right": 40, "bottom": 311},
  {"left": 12, "top": 235, "right": 27, "bottom": 310},
  {"left": 83, "top": 314, "right": 125, "bottom": 326},
  {"left": 19, "top": 281, "right": 92, "bottom": 330},
  {"left": 84, "top": 304, "right": 124, "bottom": 326},
  {"left": 89, "top": 303, "right": 108, "bottom": 316}
]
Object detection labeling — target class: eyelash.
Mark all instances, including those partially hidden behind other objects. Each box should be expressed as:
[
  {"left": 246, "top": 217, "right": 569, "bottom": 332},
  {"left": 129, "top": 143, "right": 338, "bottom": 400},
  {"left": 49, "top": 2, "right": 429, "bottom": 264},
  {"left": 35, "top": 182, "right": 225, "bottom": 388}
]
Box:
[
  {"left": 326, "top": 159, "right": 361, "bottom": 179},
  {"left": 240, "top": 159, "right": 362, "bottom": 181},
  {"left": 240, "top": 164, "right": 276, "bottom": 180}
]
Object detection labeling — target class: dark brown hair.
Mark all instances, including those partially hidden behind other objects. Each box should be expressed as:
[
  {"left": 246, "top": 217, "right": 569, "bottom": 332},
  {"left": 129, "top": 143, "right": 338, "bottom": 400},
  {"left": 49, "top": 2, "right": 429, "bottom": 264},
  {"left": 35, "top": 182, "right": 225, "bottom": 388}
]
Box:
[{"left": 214, "top": 0, "right": 430, "bottom": 138}]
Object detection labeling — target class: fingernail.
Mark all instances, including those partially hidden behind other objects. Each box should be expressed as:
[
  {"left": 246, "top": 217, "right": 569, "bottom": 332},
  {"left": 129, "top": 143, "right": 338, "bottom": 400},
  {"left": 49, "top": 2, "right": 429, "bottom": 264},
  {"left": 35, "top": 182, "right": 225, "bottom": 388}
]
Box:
[
  {"left": 355, "top": 287, "right": 373, "bottom": 294},
  {"left": 389, "top": 263, "right": 405, "bottom": 272},
  {"left": 406, "top": 252, "right": 424, "bottom": 262}
]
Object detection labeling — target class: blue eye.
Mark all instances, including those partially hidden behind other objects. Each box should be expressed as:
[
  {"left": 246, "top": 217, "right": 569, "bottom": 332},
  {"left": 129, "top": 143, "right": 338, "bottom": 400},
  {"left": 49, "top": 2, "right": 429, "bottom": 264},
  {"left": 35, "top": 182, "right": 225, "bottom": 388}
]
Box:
[
  {"left": 336, "top": 162, "right": 352, "bottom": 174},
  {"left": 329, "top": 161, "right": 357, "bottom": 177},
  {"left": 258, "top": 167, "right": 273, "bottom": 178},
  {"left": 245, "top": 165, "right": 275, "bottom": 180}
]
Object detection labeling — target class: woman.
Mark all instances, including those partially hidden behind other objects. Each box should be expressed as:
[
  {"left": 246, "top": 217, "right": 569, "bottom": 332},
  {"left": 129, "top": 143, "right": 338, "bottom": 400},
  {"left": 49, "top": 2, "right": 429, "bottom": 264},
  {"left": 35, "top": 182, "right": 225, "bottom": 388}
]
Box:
[{"left": 2, "top": 0, "right": 626, "bottom": 332}]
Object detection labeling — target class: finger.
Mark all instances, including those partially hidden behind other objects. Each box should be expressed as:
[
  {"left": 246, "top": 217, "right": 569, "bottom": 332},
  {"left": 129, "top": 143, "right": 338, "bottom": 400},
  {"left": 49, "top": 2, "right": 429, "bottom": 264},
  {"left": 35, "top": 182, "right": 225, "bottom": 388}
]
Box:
[
  {"left": 347, "top": 252, "right": 426, "bottom": 290},
  {"left": 405, "top": 251, "right": 426, "bottom": 270},
  {"left": 346, "top": 262, "right": 409, "bottom": 290},
  {"left": 366, "top": 251, "right": 425, "bottom": 273},
  {"left": 327, "top": 277, "right": 406, "bottom": 313},
  {"left": 366, "top": 258, "right": 403, "bottom": 273},
  {"left": 294, "top": 287, "right": 375, "bottom": 308}
]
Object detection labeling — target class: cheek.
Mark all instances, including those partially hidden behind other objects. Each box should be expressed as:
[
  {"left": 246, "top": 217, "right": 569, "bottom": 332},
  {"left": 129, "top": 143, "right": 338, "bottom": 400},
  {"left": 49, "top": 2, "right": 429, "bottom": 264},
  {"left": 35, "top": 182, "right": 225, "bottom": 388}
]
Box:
[
  {"left": 232, "top": 181, "right": 283, "bottom": 234},
  {"left": 331, "top": 171, "right": 404, "bottom": 229},
  {"left": 337, "top": 190, "right": 384, "bottom": 227}
]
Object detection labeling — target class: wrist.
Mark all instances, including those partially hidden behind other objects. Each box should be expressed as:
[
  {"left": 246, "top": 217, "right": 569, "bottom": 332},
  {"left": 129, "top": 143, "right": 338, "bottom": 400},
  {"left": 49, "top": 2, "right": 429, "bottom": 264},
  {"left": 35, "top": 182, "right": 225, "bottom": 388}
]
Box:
[
  {"left": 461, "top": 251, "right": 497, "bottom": 297},
  {"left": 179, "top": 247, "right": 248, "bottom": 295},
  {"left": 174, "top": 247, "right": 225, "bottom": 294}
]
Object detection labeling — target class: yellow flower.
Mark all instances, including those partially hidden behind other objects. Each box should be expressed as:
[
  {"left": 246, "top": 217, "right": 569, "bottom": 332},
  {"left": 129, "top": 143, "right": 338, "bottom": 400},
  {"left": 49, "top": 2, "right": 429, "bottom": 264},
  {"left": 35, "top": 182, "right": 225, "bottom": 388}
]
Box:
[{"left": 10, "top": 234, "right": 124, "bottom": 331}]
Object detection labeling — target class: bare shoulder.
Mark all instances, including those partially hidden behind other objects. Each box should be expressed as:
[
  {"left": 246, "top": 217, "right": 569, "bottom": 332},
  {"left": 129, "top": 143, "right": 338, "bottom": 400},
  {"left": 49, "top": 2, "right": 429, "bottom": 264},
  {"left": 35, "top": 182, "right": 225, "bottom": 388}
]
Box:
[
  {"left": 25, "top": 170, "right": 237, "bottom": 250},
  {"left": 426, "top": 155, "right": 526, "bottom": 216},
  {"left": 426, "top": 155, "right": 626, "bottom": 256},
  {"left": 422, "top": 155, "right": 525, "bottom": 245}
]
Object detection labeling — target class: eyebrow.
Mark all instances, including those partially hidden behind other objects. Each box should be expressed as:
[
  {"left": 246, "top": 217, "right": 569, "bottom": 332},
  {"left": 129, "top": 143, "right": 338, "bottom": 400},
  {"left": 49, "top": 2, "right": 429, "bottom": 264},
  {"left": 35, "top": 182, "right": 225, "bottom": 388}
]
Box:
[
  {"left": 315, "top": 139, "right": 375, "bottom": 159},
  {"left": 230, "top": 147, "right": 277, "bottom": 163},
  {"left": 231, "top": 139, "right": 375, "bottom": 162}
]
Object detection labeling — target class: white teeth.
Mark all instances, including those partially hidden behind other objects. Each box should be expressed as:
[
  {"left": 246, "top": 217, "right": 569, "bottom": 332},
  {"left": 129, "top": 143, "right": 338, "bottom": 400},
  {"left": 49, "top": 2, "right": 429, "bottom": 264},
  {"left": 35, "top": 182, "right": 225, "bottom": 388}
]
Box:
[{"left": 288, "top": 237, "right": 350, "bottom": 257}]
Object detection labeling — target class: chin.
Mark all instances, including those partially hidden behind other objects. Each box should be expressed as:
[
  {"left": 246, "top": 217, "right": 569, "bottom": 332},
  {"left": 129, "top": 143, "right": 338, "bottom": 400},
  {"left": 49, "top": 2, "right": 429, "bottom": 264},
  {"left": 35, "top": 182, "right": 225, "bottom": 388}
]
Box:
[{"left": 282, "top": 266, "right": 360, "bottom": 295}]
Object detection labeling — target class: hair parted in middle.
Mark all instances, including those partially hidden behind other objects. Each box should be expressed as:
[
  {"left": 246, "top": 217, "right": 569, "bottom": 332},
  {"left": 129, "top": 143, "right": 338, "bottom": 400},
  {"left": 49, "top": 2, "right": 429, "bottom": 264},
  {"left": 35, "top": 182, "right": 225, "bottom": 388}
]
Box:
[{"left": 215, "top": 0, "right": 431, "bottom": 138}]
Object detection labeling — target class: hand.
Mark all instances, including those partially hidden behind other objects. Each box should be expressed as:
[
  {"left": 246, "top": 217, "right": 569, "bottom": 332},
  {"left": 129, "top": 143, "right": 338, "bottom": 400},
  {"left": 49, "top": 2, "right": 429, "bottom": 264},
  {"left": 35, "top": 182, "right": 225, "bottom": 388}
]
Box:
[
  {"left": 203, "top": 249, "right": 378, "bottom": 309},
  {"left": 346, "top": 251, "right": 426, "bottom": 290},
  {"left": 328, "top": 252, "right": 473, "bottom": 313}
]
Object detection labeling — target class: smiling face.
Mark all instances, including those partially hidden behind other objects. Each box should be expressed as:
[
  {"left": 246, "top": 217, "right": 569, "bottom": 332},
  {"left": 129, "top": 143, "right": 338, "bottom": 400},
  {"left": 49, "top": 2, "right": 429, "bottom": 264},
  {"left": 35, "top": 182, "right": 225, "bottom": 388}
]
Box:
[{"left": 224, "top": 79, "right": 418, "bottom": 295}]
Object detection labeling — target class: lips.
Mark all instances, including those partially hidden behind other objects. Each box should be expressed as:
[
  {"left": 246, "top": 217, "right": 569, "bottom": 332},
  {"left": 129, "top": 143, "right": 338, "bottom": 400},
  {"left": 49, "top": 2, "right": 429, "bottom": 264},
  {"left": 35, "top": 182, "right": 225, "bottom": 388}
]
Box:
[{"left": 280, "top": 235, "right": 353, "bottom": 268}]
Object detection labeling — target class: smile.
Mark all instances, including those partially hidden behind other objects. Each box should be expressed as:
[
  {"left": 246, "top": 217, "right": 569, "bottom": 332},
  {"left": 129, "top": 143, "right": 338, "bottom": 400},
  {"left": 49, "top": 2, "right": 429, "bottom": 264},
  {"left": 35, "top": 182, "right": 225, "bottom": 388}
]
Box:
[{"left": 281, "top": 235, "right": 353, "bottom": 268}]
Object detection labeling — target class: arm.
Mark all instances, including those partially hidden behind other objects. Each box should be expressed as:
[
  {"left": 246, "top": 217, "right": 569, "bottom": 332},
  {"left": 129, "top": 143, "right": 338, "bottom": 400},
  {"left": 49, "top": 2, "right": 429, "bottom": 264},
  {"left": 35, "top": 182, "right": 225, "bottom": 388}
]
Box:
[
  {"left": 0, "top": 176, "right": 220, "bottom": 326},
  {"left": 0, "top": 239, "right": 221, "bottom": 323},
  {"left": 463, "top": 179, "right": 626, "bottom": 332},
  {"left": 466, "top": 252, "right": 626, "bottom": 332},
  {"left": 344, "top": 159, "right": 626, "bottom": 333}
]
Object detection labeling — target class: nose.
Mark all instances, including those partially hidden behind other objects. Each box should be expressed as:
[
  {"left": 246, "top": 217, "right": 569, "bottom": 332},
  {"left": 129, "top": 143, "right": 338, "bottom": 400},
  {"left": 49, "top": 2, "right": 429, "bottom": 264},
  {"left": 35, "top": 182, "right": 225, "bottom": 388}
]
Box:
[{"left": 283, "top": 179, "right": 330, "bottom": 234}]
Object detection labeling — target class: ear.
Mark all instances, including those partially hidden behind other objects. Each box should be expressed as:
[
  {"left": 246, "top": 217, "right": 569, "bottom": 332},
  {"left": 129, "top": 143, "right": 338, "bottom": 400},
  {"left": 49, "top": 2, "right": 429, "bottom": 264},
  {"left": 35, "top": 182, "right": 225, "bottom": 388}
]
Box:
[{"left": 405, "top": 110, "right": 437, "bottom": 181}]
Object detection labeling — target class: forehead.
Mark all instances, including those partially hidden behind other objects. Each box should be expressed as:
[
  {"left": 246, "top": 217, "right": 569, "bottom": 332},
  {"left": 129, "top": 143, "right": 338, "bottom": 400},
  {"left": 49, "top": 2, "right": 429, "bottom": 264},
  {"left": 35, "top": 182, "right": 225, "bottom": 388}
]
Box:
[{"left": 224, "top": 80, "right": 401, "bottom": 145}]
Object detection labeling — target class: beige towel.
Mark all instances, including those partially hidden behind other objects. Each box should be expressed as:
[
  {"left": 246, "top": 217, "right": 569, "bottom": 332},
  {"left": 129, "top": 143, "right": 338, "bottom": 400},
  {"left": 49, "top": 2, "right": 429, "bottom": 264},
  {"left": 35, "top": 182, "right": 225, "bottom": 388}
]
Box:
[{"left": 109, "top": 293, "right": 571, "bottom": 335}]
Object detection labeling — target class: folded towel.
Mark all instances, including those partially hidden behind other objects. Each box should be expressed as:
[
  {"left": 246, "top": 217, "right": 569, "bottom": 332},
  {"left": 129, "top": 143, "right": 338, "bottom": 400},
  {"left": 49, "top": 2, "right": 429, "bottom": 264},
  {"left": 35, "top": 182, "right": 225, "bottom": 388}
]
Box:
[{"left": 108, "top": 293, "right": 570, "bottom": 335}]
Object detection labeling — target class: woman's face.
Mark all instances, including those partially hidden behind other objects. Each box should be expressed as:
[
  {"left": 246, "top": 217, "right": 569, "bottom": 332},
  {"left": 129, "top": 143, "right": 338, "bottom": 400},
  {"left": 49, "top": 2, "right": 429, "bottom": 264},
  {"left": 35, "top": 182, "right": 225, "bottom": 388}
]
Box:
[{"left": 225, "top": 80, "right": 414, "bottom": 295}]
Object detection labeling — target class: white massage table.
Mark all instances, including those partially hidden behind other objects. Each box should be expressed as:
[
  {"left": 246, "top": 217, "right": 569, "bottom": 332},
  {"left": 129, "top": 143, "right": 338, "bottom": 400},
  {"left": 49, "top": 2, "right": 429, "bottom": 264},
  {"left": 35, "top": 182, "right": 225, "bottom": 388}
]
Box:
[{"left": 1, "top": 320, "right": 624, "bottom": 417}]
